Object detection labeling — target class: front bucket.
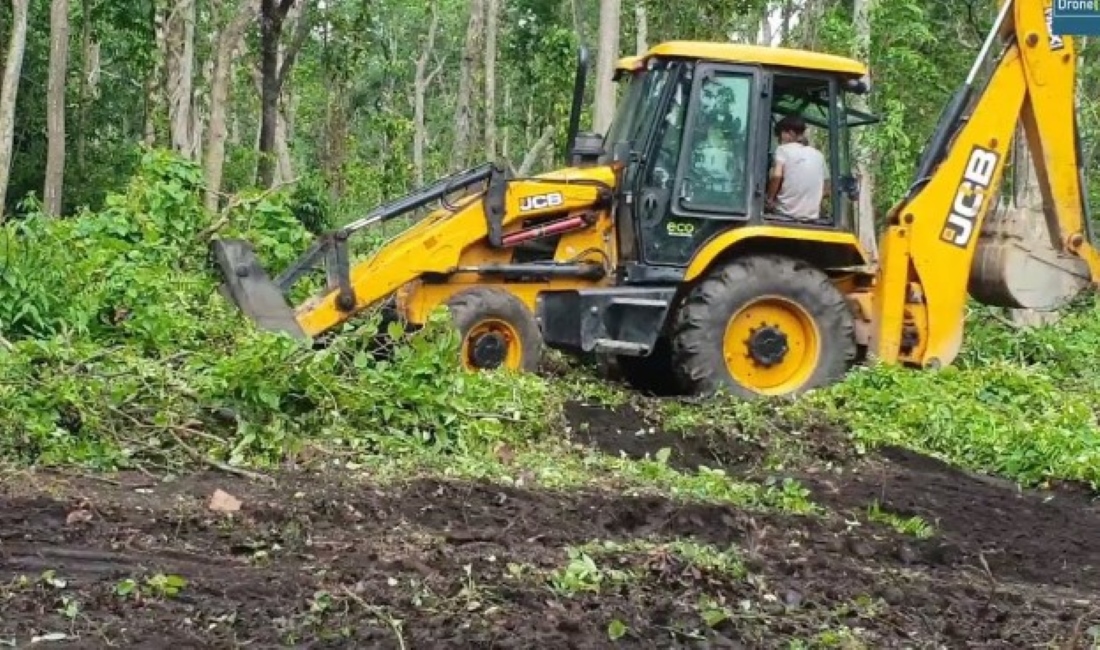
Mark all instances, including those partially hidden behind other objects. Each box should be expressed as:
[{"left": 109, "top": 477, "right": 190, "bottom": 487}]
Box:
[{"left": 209, "top": 238, "right": 309, "bottom": 341}]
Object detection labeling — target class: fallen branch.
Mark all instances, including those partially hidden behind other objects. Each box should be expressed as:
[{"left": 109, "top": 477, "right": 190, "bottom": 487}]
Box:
[
  {"left": 196, "top": 175, "right": 301, "bottom": 242},
  {"left": 341, "top": 587, "right": 408, "bottom": 650},
  {"left": 106, "top": 404, "right": 273, "bottom": 484},
  {"left": 517, "top": 126, "right": 555, "bottom": 176},
  {"left": 987, "top": 310, "right": 1024, "bottom": 330},
  {"left": 167, "top": 426, "right": 274, "bottom": 484}
]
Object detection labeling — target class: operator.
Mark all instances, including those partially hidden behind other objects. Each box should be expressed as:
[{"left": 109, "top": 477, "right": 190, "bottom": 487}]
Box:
[{"left": 765, "top": 115, "right": 830, "bottom": 221}]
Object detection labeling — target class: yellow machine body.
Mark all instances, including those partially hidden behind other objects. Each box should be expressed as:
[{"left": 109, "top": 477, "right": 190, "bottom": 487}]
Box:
[{"left": 211, "top": 0, "right": 1100, "bottom": 398}]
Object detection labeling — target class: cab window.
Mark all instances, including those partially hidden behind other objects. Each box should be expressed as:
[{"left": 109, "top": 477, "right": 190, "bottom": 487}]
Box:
[{"left": 674, "top": 68, "right": 753, "bottom": 216}]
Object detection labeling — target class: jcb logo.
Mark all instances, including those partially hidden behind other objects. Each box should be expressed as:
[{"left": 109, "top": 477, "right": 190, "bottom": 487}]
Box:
[
  {"left": 941, "top": 146, "right": 999, "bottom": 249},
  {"left": 667, "top": 221, "right": 695, "bottom": 238},
  {"left": 519, "top": 192, "right": 564, "bottom": 212}
]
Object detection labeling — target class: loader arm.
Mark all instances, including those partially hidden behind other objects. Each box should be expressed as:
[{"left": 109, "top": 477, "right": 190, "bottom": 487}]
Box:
[
  {"left": 870, "top": 0, "right": 1100, "bottom": 368},
  {"left": 211, "top": 163, "right": 617, "bottom": 341}
]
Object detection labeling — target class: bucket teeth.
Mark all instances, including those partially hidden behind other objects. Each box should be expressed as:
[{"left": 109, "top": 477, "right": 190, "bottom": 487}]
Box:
[{"left": 209, "top": 238, "right": 309, "bottom": 341}]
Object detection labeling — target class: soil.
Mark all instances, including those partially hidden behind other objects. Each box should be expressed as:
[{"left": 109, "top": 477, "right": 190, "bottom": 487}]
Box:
[
  {"left": 562, "top": 399, "right": 764, "bottom": 474},
  {"left": 2, "top": 400, "right": 1099, "bottom": 648}
]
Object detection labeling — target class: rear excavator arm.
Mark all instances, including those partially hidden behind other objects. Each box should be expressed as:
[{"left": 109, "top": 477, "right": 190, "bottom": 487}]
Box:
[{"left": 870, "top": 0, "right": 1100, "bottom": 368}]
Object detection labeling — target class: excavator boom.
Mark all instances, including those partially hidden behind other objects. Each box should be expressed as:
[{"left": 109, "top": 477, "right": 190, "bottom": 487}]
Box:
[{"left": 871, "top": 0, "right": 1099, "bottom": 368}]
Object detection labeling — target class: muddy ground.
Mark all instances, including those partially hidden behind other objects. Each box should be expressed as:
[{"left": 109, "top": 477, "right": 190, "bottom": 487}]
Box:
[{"left": 2, "top": 399, "right": 1099, "bottom": 649}]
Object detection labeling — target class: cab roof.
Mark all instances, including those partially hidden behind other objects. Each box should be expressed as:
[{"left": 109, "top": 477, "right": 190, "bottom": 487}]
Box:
[
  {"left": 642, "top": 41, "right": 868, "bottom": 77},
  {"left": 615, "top": 55, "right": 642, "bottom": 72}
]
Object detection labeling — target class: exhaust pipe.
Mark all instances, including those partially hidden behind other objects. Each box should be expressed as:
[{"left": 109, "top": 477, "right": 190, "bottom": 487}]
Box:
[{"left": 564, "top": 46, "right": 590, "bottom": 163}]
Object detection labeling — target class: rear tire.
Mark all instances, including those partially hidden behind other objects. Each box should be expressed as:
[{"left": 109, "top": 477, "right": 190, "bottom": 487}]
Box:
[
  {"left": 670, "top": 254, "right": 856, "bottom": 398},
  {"left": 446, "top": 287, "right": 543, "bottom": 372}
]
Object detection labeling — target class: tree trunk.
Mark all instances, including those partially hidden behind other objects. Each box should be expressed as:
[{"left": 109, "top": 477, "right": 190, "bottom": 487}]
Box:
[
  {"left": 453, "top": 0, "right": 485, "bottom": 170},
  {"left": 484, "top": 0, "right": 499, "bottom": 160},
  {"left": 501, "top": 84, "right": 511, "bottom": 161},
  {"left": 166, "top": 0, "right": 198, "bottom": 158},
  {"left": 0, "top": 0, "right": 30, "bottom": 223},
  {"left": 191, "top": 35, "right": 214, "bottom": 164},
  {"left": 593, "top": 0, "right": 621, "bottom": 135},
  {"left": 257, "top": 0, "right": 292, "bottom": 186},
  {"left": 634, "top": 1, "right": 647, "bottom": 55},
  {"left": 518, "top": 126, "right": 555, "bottom": 176},
  {"left": 77, "top": 0, "right": 99, "bottom": 172},
  {"left": 780, "top": 0, "right": 793, "bottom": 45},
  {"left": 758, "top": 3, "right": 773, "bottom": 46},
  {"left": 414, "top": 6, "right": 441, "bottom": 185},
  {"left": 145, "top": 2, "right": 167, "bottom": 147},
  {"left": 44, "top": 0, "right": 71, "bottom": 216},
  {"left": 318, "top": 7, "right": 346, "bottom": 202},
  {"left": 851, "top": 0, "right": 878, "bottom": 260},
  {"left": 323, "top": 85, "right": 347, "bottom": 202},
  {"left": 257, "top": 0, "right": 307, "bottom": 188},
  {"left": 274, "top": 0, "right": 308, "bottom": 185},
  {"left": 275, "top": 101, "right": 293, "bottom": 183},
  {"left": 203, "top": 0, "right": 258, "bottom": 212}
]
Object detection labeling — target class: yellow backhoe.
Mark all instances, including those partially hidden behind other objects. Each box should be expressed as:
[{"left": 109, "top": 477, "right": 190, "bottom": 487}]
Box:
[{"left": 211, "top": 0, "right": 1100, "bottom": 398}]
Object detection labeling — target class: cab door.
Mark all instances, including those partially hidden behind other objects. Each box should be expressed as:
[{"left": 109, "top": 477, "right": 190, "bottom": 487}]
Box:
[{"left": 634, "top": 63, "right": 760, "bottom": 268}]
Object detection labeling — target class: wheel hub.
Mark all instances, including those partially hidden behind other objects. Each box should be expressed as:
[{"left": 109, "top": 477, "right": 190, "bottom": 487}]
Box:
[
  {"left": 469, "top": 332, "right": 508, "bottom": 369},
  {"left": 747, "top": 324, "right": 789, "bottom": 367}
]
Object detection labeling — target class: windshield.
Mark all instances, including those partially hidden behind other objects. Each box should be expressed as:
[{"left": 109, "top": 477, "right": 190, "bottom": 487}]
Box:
[{"left": 603, "top": 61, "right": 673, "bottom": 154}]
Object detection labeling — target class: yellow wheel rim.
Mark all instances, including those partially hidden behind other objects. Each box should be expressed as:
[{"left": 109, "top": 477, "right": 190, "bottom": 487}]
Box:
[
  {"left": 723, "top": 295, "right": 821, "bottom": 395},
  {"left": 461, "top": 318, "right": 523, "bottom": 371}
]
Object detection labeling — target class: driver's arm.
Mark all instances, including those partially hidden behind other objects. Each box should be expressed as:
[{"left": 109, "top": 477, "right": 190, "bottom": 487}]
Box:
[{"left": 766, "top": 155, "right": 785, "bottom": 209}]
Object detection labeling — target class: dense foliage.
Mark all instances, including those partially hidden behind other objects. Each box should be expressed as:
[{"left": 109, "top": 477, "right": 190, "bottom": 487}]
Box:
[{"left": 0, "top": 152, "right": 554, "bottom": 471}]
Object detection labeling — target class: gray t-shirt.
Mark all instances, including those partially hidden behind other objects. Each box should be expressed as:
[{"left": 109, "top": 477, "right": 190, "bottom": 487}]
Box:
[{"left": 774, "top": 142, "right": 828, "bottom": 220}]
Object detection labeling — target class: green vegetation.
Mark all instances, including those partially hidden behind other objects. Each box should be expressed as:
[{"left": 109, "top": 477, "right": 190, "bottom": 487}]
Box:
[
  {"left": 2, "top": 149, "right": 1099, "bottom": 498},
  {"left": 0, "top": 152, "right": 556, "bottom": 472},
  {"left": 802, "top": 303, "right": 1100, "bottom": 490}
]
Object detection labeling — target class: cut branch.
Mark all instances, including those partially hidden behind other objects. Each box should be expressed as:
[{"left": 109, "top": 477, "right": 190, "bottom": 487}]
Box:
[{"left": 517, "top": 126, "right": 555, "bottom": 176}]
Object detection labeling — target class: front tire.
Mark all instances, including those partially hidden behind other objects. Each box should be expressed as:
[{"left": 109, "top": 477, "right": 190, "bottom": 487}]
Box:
[
  {"left": 670, "top": 254, "right": 856, "bottom": 398},
  {"left": 446, "top": 287, "right": 543, "bottom": 372}
]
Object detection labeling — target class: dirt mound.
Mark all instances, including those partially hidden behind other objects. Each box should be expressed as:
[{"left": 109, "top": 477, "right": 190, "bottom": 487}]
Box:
[
  {"left": 563, "top": 399, "right": 853, "bottom": 475},
  {"left": 806, "top": 445, "right": 1100, "bottom": 592},
  {"left": 1, "top": 464, "right": 1096, "bottom": 648},
  {"left": 563, "top": 399, "right": 765, "bottom": 473}
]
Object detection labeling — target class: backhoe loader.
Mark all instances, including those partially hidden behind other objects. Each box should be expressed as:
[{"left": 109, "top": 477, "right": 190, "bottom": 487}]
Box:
[{"left": 211, "top": 0, "right": 1100, "bottom": 399}]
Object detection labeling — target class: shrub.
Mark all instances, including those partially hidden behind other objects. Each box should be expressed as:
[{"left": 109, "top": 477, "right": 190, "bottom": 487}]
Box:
[{"left": 0, "top": 150, "right": 555, "bottom": 471}]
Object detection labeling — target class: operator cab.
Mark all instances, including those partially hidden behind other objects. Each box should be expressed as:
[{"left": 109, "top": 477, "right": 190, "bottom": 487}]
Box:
[{"left": 599, "top": 42, "right": 877, "bottom": 281}]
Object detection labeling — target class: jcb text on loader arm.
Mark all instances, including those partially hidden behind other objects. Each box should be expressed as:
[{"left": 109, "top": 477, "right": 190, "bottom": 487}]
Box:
[{"left": 211, "top": 0, "right": 1100, "bottom": 399}]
